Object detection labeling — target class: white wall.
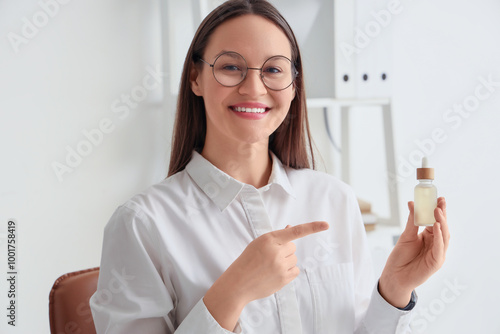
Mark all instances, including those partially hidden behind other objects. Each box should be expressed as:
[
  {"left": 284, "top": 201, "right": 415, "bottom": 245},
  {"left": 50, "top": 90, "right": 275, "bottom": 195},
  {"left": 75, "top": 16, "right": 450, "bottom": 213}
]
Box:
[
  {"left": 0, "top": 0, "right": 499, "bottom": 333},
  {"left": 391, "top": 1, "right": 500, "bottom": 332},
  {"left": 0, "top": 1, "right": 169, "bottom": 333}
]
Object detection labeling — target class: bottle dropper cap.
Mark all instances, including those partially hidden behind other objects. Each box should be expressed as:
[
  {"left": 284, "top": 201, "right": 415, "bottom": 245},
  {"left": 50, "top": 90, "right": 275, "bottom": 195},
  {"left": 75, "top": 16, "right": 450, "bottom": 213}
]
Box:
[{"left": 417, "top": 157, "right": 434, "bottom": 180}]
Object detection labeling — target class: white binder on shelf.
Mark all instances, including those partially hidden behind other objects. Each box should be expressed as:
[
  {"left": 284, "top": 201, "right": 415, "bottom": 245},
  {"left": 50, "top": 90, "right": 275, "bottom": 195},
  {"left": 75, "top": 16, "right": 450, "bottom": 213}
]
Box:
[
  {"left": 372, "top": 0, "right": 393, "bottom": 98},
  {"left": 354, "top": 0, "right": 377, "bottom": 99},
  {"left": 353, "top": 0, "right": 394, "bottom": 99},
  {"left": 333, "top": 0, "right": 356, "bottom": 98}
]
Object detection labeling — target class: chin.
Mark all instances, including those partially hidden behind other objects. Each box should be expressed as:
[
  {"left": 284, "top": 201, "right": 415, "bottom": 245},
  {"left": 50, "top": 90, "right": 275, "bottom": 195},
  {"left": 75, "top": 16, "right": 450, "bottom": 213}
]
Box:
[{"left": 232, "top": 131, "right": 271, "bottom": 147}]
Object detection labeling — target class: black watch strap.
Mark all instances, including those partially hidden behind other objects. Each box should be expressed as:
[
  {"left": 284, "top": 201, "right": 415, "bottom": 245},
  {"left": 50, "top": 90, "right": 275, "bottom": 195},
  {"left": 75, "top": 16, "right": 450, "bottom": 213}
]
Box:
[{"left": 398, "top": 290, "right": 417, "bottom": 311}]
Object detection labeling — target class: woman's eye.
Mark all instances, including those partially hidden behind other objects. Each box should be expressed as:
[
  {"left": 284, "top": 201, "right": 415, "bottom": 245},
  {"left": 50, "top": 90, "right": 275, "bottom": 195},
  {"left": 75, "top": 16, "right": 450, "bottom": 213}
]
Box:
[
  {"left": 264, "top": 67, "right": 282, "bottom": 74},
  {"left": 222, "top": 65, "right": 241, "bottom": 71}
]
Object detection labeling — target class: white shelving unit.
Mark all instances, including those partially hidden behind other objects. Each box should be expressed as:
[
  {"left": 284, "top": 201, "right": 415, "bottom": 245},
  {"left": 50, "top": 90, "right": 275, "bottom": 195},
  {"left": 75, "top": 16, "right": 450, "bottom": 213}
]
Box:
[{"left": 307, "top": 98, "right": 401, "bottom": 226}]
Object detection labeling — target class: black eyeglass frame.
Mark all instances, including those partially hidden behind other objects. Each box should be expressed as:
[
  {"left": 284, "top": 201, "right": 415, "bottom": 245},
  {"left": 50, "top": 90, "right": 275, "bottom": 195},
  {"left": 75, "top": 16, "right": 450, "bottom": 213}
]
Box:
[{"left": 197, "top": 51, "right": 299, "bottom": 91}]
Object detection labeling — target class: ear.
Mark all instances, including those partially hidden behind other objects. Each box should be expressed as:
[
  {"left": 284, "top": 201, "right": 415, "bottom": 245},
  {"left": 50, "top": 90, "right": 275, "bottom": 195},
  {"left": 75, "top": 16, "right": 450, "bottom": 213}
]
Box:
[{"left": 190, "top": 63, "right": 203, "bottom": 96}]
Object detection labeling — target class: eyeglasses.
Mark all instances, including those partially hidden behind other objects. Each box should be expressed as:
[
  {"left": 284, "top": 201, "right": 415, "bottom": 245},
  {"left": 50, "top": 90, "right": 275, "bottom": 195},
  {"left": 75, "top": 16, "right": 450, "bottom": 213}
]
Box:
[{"left": 198, "top": 51, "right": 298, "bottom": 91}]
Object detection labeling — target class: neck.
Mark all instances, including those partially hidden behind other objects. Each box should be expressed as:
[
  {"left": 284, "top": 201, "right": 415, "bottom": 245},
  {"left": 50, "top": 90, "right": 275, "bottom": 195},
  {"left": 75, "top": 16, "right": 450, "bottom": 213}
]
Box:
[{"left": 201, "top": 137, "right": 272, "bottom": 189}]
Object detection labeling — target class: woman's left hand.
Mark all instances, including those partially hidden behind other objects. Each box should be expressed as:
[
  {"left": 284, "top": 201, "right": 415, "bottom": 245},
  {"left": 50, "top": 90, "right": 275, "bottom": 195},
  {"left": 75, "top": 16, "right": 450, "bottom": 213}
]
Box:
[{"left": 379, "top": 197, "right": 450, "bottom": 308}]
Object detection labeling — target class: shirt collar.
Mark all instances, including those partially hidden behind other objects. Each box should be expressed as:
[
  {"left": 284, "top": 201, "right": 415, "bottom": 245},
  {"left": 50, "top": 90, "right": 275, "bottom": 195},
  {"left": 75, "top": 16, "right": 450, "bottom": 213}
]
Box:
[
  {"left": 185, "top": 151, "right": 295, "bottom": 211},
  {"left": 267, "top": 151, "right": 295, "bottom": 198}
]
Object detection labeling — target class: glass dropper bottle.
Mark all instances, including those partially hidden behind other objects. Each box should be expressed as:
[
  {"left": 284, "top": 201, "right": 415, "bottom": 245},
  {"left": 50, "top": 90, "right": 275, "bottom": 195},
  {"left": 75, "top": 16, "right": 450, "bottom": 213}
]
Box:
[{"left": 414, "top": 157, "right": 437, "bottom": 226}]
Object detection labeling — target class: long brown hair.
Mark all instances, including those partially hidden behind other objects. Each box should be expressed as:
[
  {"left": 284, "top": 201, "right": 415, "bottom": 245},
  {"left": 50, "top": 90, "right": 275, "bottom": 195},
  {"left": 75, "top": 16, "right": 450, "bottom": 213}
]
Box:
[{"left": 168, "top": 0, "right": 315, "bottom": 177}]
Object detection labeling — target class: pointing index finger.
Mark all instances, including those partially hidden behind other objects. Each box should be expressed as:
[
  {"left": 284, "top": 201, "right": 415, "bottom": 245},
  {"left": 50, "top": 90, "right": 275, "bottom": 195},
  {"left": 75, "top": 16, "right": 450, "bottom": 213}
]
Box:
[{"left": 275, "top": 221, "right": 329, "bottom": 244}]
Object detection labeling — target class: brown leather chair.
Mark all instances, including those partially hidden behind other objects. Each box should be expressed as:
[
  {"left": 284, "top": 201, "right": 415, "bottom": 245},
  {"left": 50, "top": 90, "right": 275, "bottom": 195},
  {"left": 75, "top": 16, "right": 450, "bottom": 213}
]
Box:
[{"left": 49, "top": 267, "right": 99, "bottom": 334}]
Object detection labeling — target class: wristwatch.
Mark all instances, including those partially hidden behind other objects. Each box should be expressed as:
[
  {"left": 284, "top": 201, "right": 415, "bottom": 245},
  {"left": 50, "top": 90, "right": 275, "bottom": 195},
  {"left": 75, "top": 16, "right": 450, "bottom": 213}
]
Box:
[{"left": 398, "top": 290, "right": 418, "bottom": 311}]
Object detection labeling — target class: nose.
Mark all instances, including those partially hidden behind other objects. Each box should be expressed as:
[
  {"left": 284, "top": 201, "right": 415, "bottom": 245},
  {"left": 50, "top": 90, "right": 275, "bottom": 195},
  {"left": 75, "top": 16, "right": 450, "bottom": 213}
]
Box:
[{"left": 238, "top": 68, "right": 267, "bottom": 97}]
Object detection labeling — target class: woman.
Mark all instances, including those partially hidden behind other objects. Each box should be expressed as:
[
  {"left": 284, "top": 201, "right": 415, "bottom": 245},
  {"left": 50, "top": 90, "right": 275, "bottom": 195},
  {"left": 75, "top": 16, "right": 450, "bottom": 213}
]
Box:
[{"left": 90, "top": 0, "right": 449, "bottom": 333}]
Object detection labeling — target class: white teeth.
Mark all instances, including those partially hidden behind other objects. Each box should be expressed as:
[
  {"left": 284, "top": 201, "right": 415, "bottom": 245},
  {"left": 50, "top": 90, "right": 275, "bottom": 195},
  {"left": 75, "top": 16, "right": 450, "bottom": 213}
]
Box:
[{"left": 233, "top": 107, "right": 266, "bottom": 113}]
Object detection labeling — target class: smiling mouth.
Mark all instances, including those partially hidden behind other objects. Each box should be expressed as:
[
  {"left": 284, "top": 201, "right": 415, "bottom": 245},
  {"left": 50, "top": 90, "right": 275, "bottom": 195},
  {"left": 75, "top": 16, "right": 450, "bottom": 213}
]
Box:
[{"left": 230, "top": 106, "right": 270, "bottom": 114}]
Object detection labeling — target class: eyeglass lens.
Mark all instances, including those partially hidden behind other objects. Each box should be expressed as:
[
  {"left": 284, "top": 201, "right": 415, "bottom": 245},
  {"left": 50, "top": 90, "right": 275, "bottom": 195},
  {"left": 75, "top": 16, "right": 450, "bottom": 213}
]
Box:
[{"left": 211, "top": 52, "right": 295, "bottom": 90}]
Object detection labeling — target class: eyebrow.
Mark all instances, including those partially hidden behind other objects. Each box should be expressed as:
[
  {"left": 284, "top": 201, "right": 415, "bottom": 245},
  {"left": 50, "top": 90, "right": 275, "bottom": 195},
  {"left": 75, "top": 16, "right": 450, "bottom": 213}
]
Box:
[
  {"left": 214, "top": 50, "right": 239, "bottom": 60},
  {"left": 213, "top": 50, "right": 231, "bottom": 60},
  {"left": 212, "top": 50, "right": 291, "bottom": 62}
]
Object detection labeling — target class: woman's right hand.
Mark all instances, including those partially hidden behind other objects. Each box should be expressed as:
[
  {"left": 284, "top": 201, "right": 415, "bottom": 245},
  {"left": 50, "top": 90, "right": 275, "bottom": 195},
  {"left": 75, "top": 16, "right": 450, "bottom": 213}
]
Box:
[
  {"left": 229, "top": 221, "right": 329, "bottom": 301},
  {"left": 203, "top": 221, "right": 329, "bottom": 331}
]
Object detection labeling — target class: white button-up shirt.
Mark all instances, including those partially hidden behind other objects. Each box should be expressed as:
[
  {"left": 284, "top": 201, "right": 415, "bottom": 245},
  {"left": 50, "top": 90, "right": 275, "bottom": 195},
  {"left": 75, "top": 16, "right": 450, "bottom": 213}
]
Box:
[{"left": 90, "top": 151, "right": 413, "bottom": 333}]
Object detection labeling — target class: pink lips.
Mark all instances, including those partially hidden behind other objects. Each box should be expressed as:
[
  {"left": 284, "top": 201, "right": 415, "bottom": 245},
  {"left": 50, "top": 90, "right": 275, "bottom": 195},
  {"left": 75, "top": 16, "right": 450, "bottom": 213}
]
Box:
[{"left": 230, "top": 102, "right": 270, "bottom": 120}]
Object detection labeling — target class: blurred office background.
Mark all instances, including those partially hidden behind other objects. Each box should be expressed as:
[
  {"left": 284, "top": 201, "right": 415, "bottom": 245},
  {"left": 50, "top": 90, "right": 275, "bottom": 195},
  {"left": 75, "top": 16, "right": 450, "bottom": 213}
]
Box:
[{"left": 0, "top": 0, "right": 499, "bottom": 332}]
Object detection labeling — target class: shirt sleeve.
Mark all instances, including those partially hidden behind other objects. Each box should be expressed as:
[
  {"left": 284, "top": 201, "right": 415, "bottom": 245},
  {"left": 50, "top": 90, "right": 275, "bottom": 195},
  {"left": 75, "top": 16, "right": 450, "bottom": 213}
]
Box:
[
  {"left": 346, "top": 190, "right": 414, "bottom": 334},
  {"left": 89, "top": 203, "right": 242, "bottom": 334},
  {"left": 355, "top": 285, "right": 413, "bottom": 333}
]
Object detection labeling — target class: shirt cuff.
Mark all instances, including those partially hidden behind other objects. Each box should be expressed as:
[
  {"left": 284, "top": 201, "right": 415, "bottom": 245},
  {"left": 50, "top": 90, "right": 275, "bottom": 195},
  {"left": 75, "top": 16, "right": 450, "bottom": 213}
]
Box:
[
  {"left": 176, "top": 298, "right": 242, "bottom": 334},
  {"left": 396, "top": 290, "right": 417, "bottom": 311},
  {"left": 359, "top": 283, "right": 414, "bottom": 333}
]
